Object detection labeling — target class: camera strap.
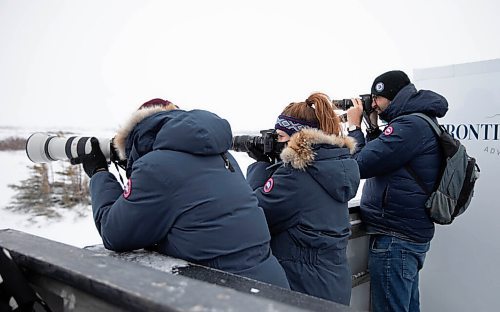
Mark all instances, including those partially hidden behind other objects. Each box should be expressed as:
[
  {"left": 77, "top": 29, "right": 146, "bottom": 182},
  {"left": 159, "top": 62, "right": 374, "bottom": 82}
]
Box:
[
  {"left": 362, "top": 111, "right": 377, "bottom": 131},
  {"left": 112, "top": 161, "right": 127, "bottom": 187}
]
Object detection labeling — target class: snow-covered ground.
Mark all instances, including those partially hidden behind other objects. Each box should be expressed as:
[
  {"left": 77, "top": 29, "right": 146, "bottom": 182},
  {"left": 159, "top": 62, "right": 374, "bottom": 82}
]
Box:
[
  {"left": 0, "top": 150, "right": 103, "bottom": 247},
  {"left": 0, "top": 127, "right": 273, "bottom": 248},
  {"left": 0, "top": 127, "right": 362, "bottom": 249},
  {"left": 0, "top": 127, "right": 116, "bottom": 247}
]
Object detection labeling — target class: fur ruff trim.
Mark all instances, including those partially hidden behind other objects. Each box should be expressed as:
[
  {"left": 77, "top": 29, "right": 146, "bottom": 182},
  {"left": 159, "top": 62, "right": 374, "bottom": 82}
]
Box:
[
  {"left": 113, "top": 105, "right": 177, "bottom": 160},
  {"left": 280, "top": 128, "right": 357, "bottom": 170}
]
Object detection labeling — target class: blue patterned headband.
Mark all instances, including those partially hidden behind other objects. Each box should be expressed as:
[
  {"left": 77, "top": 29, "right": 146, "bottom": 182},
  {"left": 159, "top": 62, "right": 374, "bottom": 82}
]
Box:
[{"left": 275, "top": 114, "right": 319, "bottom": 136}]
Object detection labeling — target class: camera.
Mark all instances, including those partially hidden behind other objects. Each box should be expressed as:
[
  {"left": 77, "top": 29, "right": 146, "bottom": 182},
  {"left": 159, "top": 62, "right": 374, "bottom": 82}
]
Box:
[
  {"left": 26, "top": 132, "right": 112, "bottom": 163},
  {"left": 231, "top": 129, "right": 282, "bottom": 160},
  {"left": 333, "top": 94, "right": 374, "bottom": 114}
]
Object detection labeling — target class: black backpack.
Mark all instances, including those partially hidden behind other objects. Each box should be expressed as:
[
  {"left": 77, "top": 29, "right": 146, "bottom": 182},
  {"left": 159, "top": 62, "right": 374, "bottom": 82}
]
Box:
[{"left": 401, "top": 113, "right": 480, "bottom": 225}]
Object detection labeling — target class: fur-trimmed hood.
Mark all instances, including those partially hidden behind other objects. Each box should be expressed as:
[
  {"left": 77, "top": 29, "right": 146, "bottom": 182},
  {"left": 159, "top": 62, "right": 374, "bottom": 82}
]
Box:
[
  {"left": 113, "top": 105, "right": 177, "bottom": 161},
  {"left": 112, "top": 106, "right": 232, "bottom": 164},
  {"left": 280, "top": 128, "right": 357, "bottom": 170},
  {"left": 280, "top": 128, "right": 360, "bottom": 202}
]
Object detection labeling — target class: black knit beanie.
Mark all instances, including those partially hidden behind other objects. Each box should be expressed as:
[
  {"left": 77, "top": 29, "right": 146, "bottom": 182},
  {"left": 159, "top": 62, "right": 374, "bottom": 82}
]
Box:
[{"left": 371, "top": 70, "right": 411, "bottom": 101}]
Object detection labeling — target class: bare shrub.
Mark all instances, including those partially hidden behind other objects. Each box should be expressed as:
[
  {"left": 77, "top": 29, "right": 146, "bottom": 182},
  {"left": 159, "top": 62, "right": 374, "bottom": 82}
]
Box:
[{"left": 0, "top": 137, "right": 26, "bottom": 151}]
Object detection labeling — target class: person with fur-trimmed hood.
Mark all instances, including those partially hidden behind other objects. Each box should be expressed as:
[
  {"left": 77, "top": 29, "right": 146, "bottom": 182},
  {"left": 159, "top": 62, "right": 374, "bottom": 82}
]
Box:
[
  {"left": 245, "top": 93, "right": 360, "bottom": 305},
  {"left": 77, "top": 98, "right": 290, "bottom": 289}
]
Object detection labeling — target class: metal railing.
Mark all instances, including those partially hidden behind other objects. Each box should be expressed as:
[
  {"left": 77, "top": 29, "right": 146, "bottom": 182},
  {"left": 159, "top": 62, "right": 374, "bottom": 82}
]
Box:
[{"left": 0, "top": 205, "right": 368, "bottom": 312}]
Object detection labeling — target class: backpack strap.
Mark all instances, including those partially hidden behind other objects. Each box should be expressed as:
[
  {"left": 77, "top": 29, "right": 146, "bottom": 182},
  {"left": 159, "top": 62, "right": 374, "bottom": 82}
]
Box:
[
  {"left": 393, "top": 113, "right": 442, "bottom": 195},
  {"left": 408, "top": 112, "right": 444, "bottom": 136}
]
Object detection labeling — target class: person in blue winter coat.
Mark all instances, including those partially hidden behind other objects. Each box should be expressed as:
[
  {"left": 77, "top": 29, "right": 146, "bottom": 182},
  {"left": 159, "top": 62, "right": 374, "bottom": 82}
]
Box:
[
  {"left": 77, "top": 98, "right": 290, "bottom": 289},
  {"left": 246, "top": 93, "right": 360, "bottom": 305},
  {"left": 346, "top": 70, "right": 448, "bottom": 312}
]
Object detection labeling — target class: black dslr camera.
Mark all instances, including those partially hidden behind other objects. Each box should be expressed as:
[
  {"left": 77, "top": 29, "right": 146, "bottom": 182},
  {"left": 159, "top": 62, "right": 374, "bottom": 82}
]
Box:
[
  {"left": 231, "top": 129, "right": 282, "bottom": 161},
  {"left": 333, "top": 94, "right": 374, "bottom": 114}
]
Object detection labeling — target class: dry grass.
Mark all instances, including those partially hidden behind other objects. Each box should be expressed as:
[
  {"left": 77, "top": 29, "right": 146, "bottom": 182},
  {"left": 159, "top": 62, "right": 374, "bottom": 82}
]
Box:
[{"left": 0, "top": 137, "right": 26, "bottom": 151}]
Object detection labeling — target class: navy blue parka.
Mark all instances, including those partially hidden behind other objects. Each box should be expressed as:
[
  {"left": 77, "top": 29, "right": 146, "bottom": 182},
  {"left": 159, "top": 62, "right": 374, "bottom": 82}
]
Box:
[
  {"left": 246, "top": 128, "right": 360, "bottom": 304},
  {"left": 348, "top": 84, "right": 448, "bottom": 243},
  {"left": 90, "top": 106, "right": 289, "bottom": 288}
]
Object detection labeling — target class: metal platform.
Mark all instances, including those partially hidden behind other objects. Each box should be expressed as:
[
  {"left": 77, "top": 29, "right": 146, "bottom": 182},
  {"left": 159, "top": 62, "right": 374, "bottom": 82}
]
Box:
[{"left": 0, "top": 227, "right": 368, "bottom": 311}]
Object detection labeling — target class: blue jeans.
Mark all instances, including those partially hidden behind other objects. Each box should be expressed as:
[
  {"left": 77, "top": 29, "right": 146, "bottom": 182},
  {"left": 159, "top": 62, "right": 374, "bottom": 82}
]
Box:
[{"left": 368, "top": 235, "right": 430, "bottom": 312}]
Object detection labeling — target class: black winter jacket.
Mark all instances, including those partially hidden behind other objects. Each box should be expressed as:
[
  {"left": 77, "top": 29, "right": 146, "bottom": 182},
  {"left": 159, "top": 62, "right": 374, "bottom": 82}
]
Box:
[
  {"left": 90, "top": 107, "right": 290, "bottom": 288},
  {"left": 247, "top": 128, "right": 360, "bottom": 304},
  {"left": 348, "top": 84, "right": 448, "bottom": 242}
]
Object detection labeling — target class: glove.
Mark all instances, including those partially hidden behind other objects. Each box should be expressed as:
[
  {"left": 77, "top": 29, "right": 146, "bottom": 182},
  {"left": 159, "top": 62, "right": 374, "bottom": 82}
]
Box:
[
  {"left": 247, "top": 144, "right": 271, "bottom": 163},
  {"left": 80, "top": 137, "right": 109, "bottom": 178}
]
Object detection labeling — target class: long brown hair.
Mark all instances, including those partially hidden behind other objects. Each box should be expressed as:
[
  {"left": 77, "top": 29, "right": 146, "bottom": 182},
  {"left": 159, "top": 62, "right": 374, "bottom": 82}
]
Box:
[{"left": 280, "top": 92, "right": 341, "bottom": 136}]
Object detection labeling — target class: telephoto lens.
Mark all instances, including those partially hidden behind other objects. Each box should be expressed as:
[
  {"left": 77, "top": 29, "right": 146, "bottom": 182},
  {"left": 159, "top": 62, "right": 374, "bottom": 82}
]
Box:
[
  {"left": 231, "top": 135, "right": 259, "bottom": 153},
  {"left": 333, "top": 95, "right": 373, "bottom": 114},
  {"left": 332, "top": 99, "right": 354, "bottom": 111},
  {"left": 26, "top": 132, "right": 111, "bottom": 163}
]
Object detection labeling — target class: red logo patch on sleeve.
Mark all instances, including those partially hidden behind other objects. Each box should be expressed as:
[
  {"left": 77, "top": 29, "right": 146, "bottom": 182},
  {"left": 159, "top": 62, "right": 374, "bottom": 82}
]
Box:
[
  {"left": 263, "top": 178, "right": 274, "bottom": 193},
  {"left": 123, "top": 179, "right": 132, "bottom": 199},
  {"left": 384, "top": 126, "right": 394, "bottom": 135}
]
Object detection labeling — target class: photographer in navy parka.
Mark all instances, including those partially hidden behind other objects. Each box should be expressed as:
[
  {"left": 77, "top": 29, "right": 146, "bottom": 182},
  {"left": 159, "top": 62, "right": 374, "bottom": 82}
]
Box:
[
  {"left": 246, "top": 93, "right": 360, "bottom": 305},
  {"left": 346, "top": 71, "right": 449, "bottom": 311},
  {"left": 79, "top": 98, "right": 290, "bottom": 289}
]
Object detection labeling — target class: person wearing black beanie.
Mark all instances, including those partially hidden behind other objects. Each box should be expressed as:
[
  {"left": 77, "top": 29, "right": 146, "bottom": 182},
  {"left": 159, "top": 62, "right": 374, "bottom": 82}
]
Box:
[
  {"left": 371, "top": 70, "right": 411, "bottom": 101},
  {"left": 346, "top": 70, "right": 449, "bottom": 312}
]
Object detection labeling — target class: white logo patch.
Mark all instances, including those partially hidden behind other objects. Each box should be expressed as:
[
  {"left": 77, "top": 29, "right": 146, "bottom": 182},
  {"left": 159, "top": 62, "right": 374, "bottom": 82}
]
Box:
[{"left": 375, "top": 82, "right": 384, "bottom": 92}]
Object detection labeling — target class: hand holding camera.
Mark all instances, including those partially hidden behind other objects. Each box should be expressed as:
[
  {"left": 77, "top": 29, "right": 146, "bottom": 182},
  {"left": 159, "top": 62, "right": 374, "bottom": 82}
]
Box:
[
  {"left": 246, "top": 144, "right": 272, "bottom": 163},
  {"left": 333, "top": 94, "right": 374, "bottom": 114},
  {"left": 232, "top": 129, "right": 281, "bottom": 163},
  {"left": 26, "top": 133, "right": 127, "bottom": 175},
  {"left": 334, "top": 94, "right": 379, "bottom": 132},
  {"left": 346, "top": 98, "right": 364, "bottom": 128},
  {"left": 71, "top": 137, "right": 109, "bottom": 178}
]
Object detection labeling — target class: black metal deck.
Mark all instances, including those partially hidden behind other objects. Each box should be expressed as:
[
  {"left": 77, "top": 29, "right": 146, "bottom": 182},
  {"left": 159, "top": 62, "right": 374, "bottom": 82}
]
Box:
[{"left": 0, "top": 229, "right": 365, "bottom": 312}]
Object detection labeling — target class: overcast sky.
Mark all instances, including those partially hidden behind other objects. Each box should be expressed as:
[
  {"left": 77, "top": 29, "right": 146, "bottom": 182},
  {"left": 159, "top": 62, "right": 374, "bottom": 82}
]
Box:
[{"left": 1, "top": 0, "right": 499, "bottom": 134}]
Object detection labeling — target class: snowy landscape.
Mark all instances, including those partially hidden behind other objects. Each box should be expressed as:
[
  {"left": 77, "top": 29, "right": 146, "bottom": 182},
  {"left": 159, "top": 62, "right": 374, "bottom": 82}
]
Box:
[
  {"left": 2, "top": 2, "right": 500, "bottom": 310},
  {"left": 0, "top": 127, "right": 101, "bottom": 247},
  {"left": 0, "top": 126, "right": 267, "bottom": 248}
]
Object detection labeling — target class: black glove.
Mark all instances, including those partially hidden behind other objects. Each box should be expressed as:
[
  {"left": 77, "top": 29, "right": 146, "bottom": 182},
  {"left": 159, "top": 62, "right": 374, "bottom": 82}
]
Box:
[
  {"left": 80, "top": 137, "right": 108, "bottom": 178},
  {"left": 247, "top": 145, "right": 271, "bottom": 163}
]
